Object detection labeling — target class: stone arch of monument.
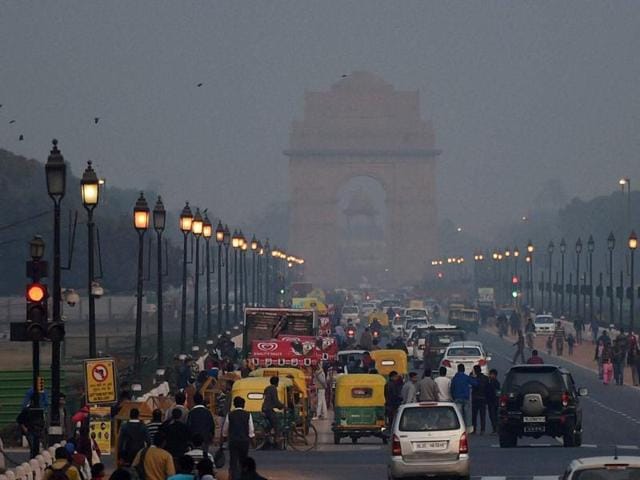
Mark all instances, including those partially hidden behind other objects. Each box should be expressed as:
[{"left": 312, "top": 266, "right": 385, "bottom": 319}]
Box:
[{"left": 286, "top": 71, "right": 440, "bottom": 287}]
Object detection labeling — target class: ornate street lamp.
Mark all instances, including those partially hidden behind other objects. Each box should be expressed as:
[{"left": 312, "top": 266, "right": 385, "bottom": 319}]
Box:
[
  {"left": 133, "top": 192, "right": 150, "bottom": 375},
  {"left": 251, "top": 236, "right": 258, "bottom": 307},
  {"left": 153, "top": 196, "right": 166, "bottom": 366},
  {"left": 45, "top": 139, "right": 66, "bottom": 442},
  {"left": 264, "top": 240, "right": 271, "bottom": 306},
  {"left": 203, "top": 213, "right": 213, "bottom": 339},
  {"left": 179, "top": 202, "right": 193, "bottom": 352},
  {"left": 223, "top": 225, "right": 231, "bottom": 327},
  {"left": 232, "top": 230, "right": 241, "bottom": 324},
  {"left": 575, "top": 238, "right": 583, "bottom": 320},
  {"left": 547, "top": 241, "right": 554, "bottom": 314},
  {"left": 215, "top": 221, "right": 225, "bottom": 333},
  {"left": 608, "top": 232, "right": 615, "bottom": 325},
  {"left": 629, "top": 231, "right": 637, "bottom": 331},
  {"left": 587, "top": 235, "right": 595, "bottom": 326},
  {"left": 560, "top": 238, "right": 566, "bottom": 316},
  {"left": 81, "top": 161, "right": 100, "bottom": 358},
  {"left": 256, "top": 240, "right": 264, "bottom": 306},
  {"left": 191, "top": 208, "right": 203, "bottom": 344}
]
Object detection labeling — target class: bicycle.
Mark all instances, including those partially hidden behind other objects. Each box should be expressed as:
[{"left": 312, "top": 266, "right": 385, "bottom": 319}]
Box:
[{"left": 253, "top": 410, "right": 318, "bottom": 452}]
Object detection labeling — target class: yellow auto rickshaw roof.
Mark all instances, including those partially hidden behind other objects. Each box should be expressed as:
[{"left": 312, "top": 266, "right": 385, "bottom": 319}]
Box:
[
  {"left": 230, "top": 377, "right": 293, "bottom": 412},
  {"left": 370, "top": 349, "right": 408, "bottom": 375},
  {"left": 249, "top": 368, "right": 308, "bottom": 396},
  {"left": 335, "top": 373, "right": 386, "bottom": 387}
]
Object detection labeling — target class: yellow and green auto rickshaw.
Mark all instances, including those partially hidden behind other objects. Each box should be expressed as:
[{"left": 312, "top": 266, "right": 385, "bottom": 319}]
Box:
[
  {"left": 248, "top": 367, "right": 310, "bottom": 421},
  {"left": 332, "top": 373, "right": 387, "bottom": 445},
  {"left": 370, "top": 349, "right": 408, "bottom": 377}
]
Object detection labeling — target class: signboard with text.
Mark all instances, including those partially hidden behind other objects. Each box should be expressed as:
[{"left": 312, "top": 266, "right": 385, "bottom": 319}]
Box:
[
  {"left": 89, "top": 406, "right": 112, "bottom": 454},
  {"left": 84, "top": 358, "right": 117, "bottom": 405},
  {"left": 244, "top": 308, "right": 316, "bottom": 346}
]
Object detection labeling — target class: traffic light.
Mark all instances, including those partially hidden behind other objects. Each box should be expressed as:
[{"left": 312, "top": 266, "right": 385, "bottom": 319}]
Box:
[
  {"left": 26, "top": 282, "right": 48, "bottom": 341},
  {"left": 511, "top": 275, "right": 519, "bottom": 298}
]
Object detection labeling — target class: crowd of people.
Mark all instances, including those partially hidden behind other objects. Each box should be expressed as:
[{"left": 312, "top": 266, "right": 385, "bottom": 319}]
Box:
[{"left": 383, "top": 364, "right": 501, "bottom": 435}]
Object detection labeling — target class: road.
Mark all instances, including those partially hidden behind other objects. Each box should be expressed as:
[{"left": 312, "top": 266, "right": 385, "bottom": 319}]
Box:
[{"left": 247, "top": 327, "right": 640, "bottom": 480}]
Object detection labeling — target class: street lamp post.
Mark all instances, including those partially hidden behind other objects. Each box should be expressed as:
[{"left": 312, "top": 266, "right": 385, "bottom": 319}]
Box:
[
  {"left": 81, "top": 161, "right": 100, "bottom": 358},
  {"left": 251, "top": 236, "right": 258, "bottom": 306},
  {"left": 547, "top": 241, "right": 554, "bottom": 314},
  {"left": 264, "top": 240, "right": 271, "bottom": 307},
  {"left": 152, "top": 197, "right": 166, "bottom": 366},
  {"left": 133, "top": 193, "right": 150, "bottom": 375},
  {"left": 575, "top": 238, "right": 582, "bottom": 322},
  {"left": 587, "top": 235, "right": 594, "bottom": 327},
  {"left": 232, "top": 230, "right": 241, "bottom": 324},
  {"left": 223, "top": 225, "right": 231, "bottom": 327},
  {"left": 45, "top": 139, "right": 66, "bottom": 442},
  {"left": 527, "top": 241, "right": 534, "bottom": 308},
  {"left": 191, "top": 209, "right": 204, "bottom": 344},
  {"left": 257, "top": 241, "right": 264, "bottom": 306},
  {"left": 203, "top": 214, "right": 213, "bottom": 339},
  {"left": 629, "top": 231, "right": 637, "bottom": 331},
  {"left": 215, "top": 222, "right": 225, "bottom": 333},
  {"left": 241, "top": 236, "right": 248, "bottom": 314},
  {"left": 179, "top": 203, "right": 193, "bottom": 353},
  {"left": 560, "top": 239, "right": 566, "bottom": 316},
  {"left": 608, "top": 232, "right": 616, "bottom": 325}
]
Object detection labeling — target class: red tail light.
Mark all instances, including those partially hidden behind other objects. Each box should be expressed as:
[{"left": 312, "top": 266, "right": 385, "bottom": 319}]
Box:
[
  {"left": 442, "top": 359, "right": 452, "bottom": 368},
  {"left": 391, "top": 434, "right": 402, "bottom": 456},
  {"left": 478, "top": 359, "right": 487, "bottom": 366},
  {"left": 499, "top": 394, "right": 508, "bottom": 408},
  {"left": 459, "top": 432, "right": 469, "bottom": 453},
  {"left": 373, "top": 330, "right": 380, "bottom": 338},
  {"left": 562, "top": 391, "right": 569, "bottom": 407}
]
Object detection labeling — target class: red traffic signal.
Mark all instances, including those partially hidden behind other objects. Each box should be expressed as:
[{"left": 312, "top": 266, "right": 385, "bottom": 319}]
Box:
[
  {"left": 511, "top": 275, "right": 519, "bottom": 285},
  {"left": 26, "top": 283, "right": 47, "bottom": 302}
]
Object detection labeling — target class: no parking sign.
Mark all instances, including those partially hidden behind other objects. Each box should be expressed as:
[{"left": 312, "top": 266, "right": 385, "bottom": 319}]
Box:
[{"left": 84, "top": 358, "right": 117, "bottom": 404}]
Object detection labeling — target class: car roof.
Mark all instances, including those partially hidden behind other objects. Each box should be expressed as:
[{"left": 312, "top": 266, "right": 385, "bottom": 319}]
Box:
[
  {"left": 568, "top": 456, "right": 640, "bottom": 468},
  {"left": 338, "top": 349, "right": 366, "bottom": 355},
  {"left": 509, "top": 364, "right": 568, "bottom": 373},
  {"left": 447, "top": 341, "right": 483, "bottom": 348},
  {"left": 399, "top": 401, "right": 460, "bottom": 409}
]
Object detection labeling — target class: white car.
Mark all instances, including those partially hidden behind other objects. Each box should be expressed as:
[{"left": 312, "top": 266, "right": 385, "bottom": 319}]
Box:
[
  {"left": 534, "top": 315, "right": 556, "bottom": 334},
  {"left": 439, "top": 341, "right": 490, "bottom": 377},
  {"left": 341, "top": 305, "right": 360, "bottom": 325},
  {"left": 360, "top": 302, "right": 377, "bottom": 317},
  {"left": 389, "top": 402, "right": 469, "bottom": 480},
  {"left": 563, "top": 456, "right": 640, "bottom": 480},
  {"left": 392, "top": 315, "right": 408, "bottom": 335},
  {"left": 404, "top": 308, "right": 429, "bottom": 319}
]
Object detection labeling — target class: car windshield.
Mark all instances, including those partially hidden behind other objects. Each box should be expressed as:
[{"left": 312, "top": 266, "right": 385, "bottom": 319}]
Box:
[
  {"left": 406, "top": 309, "right": 426, "bottom": 317},
  {"left": 407, "top": 320, "right": 427, "bottom": 330},
  {"left": 399, "top": 406, "right": 460, "bottom": 432},
  {"left": 536, "top": 317, "right": 554, "bottom": 324},
  {"left": 503, "top": 368, "right": 564, "bottom": 391},
  {"left": 573, "top": 467, "right": 640, "bottom": 480},
  {"left": 342, "top": 306, "right": 358, "bottom": 314},
  {"left": 447, "top": 347, "right": 481, "bottom": 357}
]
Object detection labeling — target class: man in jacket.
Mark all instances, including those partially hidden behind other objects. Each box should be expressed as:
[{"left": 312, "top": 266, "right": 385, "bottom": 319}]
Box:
[
  {"left": 261, "top": 377, "right": 284, "bottom": 444},
  {"left": 187, "top": 393, "right": 215, "bottom": 454},
  {"left": 417, "top": 369, "right": 439, "bottom": 402},
  {"left": 401, "top": 372, "right": 418, "bottom": 404},
  {"left": 223, "top": 396, "right": 255, "bottom": 480},
  {"left": 43, "top": 447, "right": 80, "bottom": 480},
  {"left": 384, "top": 371, "right": 403, "bottom": 426},
  {"left": 450, "top": 364, "right": 478, "bottom": 432},
  {"left": 132, "top": 431, "right": 175, "bottom": 480},
  {"left": 161, "top": 408, "right": 191, "bottom": 460},
  {"left": 512, "top": 330, "right": 526, "bottom": 364},
  {"left": 118, "top": 408, "right": 150, "bottom": 465},
  {"left": 470, "top": 365, "right": 489, "bottom": 435},
  {"left": 486, "top": 369, "right": 501, "bottom": 434}
]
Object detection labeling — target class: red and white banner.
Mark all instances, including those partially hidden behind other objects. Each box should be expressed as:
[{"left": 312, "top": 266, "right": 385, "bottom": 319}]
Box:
[{"left": 249, "top": 335, "right": 337, "bottom": 367}]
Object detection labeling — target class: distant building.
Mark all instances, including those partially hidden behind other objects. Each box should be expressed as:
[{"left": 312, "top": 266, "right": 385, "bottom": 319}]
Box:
[{"left": 286, "top": 71, "right": 440, "bottom": 287}]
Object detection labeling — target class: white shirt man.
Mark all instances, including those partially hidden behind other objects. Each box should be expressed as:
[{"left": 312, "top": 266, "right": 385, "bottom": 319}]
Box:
[{"left": 434, "top": 367, "right": 452, "bottom": 402}]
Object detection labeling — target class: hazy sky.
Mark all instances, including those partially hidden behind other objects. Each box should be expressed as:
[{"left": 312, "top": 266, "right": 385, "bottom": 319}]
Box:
[{"left": 2, "top": 2, "right": 640, "bottom": 239}]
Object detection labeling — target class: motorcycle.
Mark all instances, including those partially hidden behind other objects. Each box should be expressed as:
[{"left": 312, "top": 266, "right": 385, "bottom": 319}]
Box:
[{"left": 346, "top": 326, "right": 357, "bottom": 347}]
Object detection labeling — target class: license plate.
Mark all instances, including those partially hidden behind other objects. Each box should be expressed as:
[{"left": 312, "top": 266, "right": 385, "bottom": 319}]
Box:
[
  {"left": 413, "top": 441, "right": 448, "bottom": 451},
  {"left": 524, "top": 424, "right": 545, "bottom": 433},
  {"left": 523, "top": 416, "right": 545, "bottom": 423}
]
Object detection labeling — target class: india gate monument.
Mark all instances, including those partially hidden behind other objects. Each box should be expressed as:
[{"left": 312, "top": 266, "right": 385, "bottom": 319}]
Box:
[{"left": 286, "top": 71, "right": 440, "bottom": 287}]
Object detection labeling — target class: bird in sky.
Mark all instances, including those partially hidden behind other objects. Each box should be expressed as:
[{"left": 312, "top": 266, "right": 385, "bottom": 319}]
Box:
[
  {"left": 197, "top": 82, "right": 203, "bottom": 87},
  {"left": 18, "top": 134, "right": 23, "bottom": 141},
  {"left": 341, "top": 74, "right": 348, "bottom": 78},
  {"left": 9, "top": 120, "right": 16, "bottom": 124},
  {"left": 94, "top": 117, "right": 100, "bottom": 124}
]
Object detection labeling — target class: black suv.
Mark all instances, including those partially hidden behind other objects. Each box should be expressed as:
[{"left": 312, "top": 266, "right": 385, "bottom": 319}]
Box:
[{"left": 498, "top": 365, "right": 587, "bottom": 448}]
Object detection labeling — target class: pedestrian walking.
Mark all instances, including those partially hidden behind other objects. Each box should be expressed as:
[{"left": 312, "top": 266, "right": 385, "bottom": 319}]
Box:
[
  {"left": 512, "top": 331, "right": 526, "bottom": 364},
  {"left": 185, "top": 434, "right": 213, "bottom": 465},
  {"left": 486, "top": 369, "right": 500, "bottom": 435},
  {"left": 590, "top": 318, "right": 599, "bottom": 344},
  {"left": 553, "top": 321, "right": 566, "bottom": 356},
  {"left": 384, "top": 371, "right": 403, "bottom": 426},
  {"left": 434, "top": 367, "right": 452, "bottom": 402},
  {"left": 417, "top": 369, "right": 440, "bottom": 402},
  {"left": 147, "top": 409, "right": 163, "bottom": 444},
  {"left": 161, "top": 408, "right": 191, "bottom": 460},
  {"left": 574, "top": 316, "right": 583, "bottom": 344},
  {"left": 612, "top": 342, "right": 625, "bottom": 386},
  {"left": 545, "top": 335, "right": 553, "bottom": 356},
  {"left": 595, "top": 339, "right": 606, "bottom": 379},
  {"left": 629, "top": 339, "right": 640, "bottom": 386},
  {"left": 450, "top": 364, "right": 478, "bottom": 432},
  {"left": 601, "top": 344, "right": 613, "bottom": 385},
  {"left": 222, "top": 397, "right": 256, "bottom": 480},
  {"left": 567, "top": 333, "right": 575, "bottom": 356},
  {"left": 165, "top": 392, "right": 189, "bottom": 422},
  {"left": 132, "top": 431, "right": 175, "bottom": 480},
  {"left": 470, "top": 365, "right": 488, "bottom": 435},
  {"left": 117, "top": 408, "right": 150, "bottom": 466},
  {"left": 187, "top": 393, "right": 216, "bottom": 454},
  {"left": 313, "top": 365, "right": 328, "bottom": 420},
  {"left": 401, "top": 372, "right": 418, "bottom": 404}
]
